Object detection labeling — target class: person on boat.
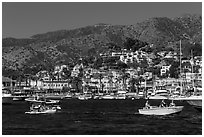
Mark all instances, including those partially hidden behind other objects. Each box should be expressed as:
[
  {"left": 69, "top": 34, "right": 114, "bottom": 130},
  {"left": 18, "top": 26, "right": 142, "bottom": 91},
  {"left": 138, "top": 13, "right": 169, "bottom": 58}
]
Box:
[
  {"left": 160, "top": 100, "right": 167, "bottom": 107},
  {"left": 169, "top": 100, "right": 175, "bottom": 107},
  {"left": 30, "top": 104, "right": 34, "bottom": 111},
  {"left": 145, "top": 100, "right": 151, "bottom": 109}
]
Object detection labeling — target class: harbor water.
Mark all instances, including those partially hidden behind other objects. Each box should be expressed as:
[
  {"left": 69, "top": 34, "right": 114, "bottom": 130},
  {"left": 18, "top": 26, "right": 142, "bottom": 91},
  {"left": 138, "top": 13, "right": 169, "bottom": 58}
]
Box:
[{"left": 2, "top": 99, "right": 202, "bottom": 135}]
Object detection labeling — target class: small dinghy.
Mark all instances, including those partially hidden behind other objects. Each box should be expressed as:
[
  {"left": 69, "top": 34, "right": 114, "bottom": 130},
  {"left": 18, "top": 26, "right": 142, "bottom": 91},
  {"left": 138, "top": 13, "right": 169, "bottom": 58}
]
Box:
[{"left": 138, "top": 100, "right": 184, "bottom": 115}]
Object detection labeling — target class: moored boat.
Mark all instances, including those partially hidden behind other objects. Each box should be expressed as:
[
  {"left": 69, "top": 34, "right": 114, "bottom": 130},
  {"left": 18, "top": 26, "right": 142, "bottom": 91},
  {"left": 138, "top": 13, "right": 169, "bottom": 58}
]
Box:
[
  {"left": 25, "top": 96, "right": 60, "bottom": 104},
  {"left": 148, "top": 86, "right": 169, "bottom": 100},
  {"left": 101, "top": 94, "right": 115, "bottom": 99},
  {"left": 115, "top": 94, "right": 126, "bottom": 99},
  {"left": 78, "top": 94, "right": 92, "bottom": 100},
  {"left": 12, "top": 90, "right": 30, "bottom": 101},
  {"left": 2, "top": 89, "right": 13, "bottom": 104}
]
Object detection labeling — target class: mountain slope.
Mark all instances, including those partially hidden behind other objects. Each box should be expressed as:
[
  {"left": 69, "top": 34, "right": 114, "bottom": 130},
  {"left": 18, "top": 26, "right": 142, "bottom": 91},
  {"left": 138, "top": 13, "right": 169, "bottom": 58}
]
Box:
[{"left": 2, "top": 14, "right": 202, "bottom": 75}]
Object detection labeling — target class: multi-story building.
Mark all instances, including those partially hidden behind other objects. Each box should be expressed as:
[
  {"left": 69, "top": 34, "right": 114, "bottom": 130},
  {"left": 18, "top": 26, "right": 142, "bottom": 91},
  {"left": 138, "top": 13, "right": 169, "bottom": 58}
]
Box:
[
  {"left": 42, "top": 80, "right": 70, "bottom": 90},
  {"left": 2, "top": 76, "right": 16, "bottom": 88}
]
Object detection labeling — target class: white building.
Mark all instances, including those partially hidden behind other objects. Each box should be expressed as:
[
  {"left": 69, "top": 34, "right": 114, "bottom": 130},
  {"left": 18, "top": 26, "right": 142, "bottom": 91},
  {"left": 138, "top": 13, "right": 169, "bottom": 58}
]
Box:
[
  {"left": 42, "top": 80, "right": 70, "bottom": 90},
  {"left": 160, "top": 65, "right": 171, "bottom": 76}
]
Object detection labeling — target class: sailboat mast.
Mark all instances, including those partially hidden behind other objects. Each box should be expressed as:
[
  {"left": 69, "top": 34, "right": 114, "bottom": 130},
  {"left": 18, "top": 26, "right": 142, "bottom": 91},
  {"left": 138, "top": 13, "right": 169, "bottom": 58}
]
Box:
[
  {"left": 191, "top": 50, "right": 195, "bottom": 87},
  {"left": 179, "top": 40, "right": 183, "bottom": 94}
]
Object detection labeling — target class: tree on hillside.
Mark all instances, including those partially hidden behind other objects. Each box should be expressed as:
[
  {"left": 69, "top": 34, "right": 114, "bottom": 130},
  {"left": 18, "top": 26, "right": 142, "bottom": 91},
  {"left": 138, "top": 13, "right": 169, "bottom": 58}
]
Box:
[
  {"left": 169, "top": 61, "right": 180, "bottom": 78},
  {"left": 123, "top": 37, "right": 148, "bottom": 52}
]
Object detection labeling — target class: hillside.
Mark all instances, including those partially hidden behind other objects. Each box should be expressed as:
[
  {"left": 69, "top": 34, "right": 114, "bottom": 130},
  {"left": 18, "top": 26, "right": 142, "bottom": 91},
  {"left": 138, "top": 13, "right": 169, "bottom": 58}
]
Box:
[{"left": 2, "top": 14, "right": 202, "bottom": 76}]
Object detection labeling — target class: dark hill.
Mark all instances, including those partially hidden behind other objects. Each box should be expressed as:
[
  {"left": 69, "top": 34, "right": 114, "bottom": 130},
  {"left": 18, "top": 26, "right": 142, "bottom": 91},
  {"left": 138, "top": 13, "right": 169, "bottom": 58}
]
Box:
[{"left": 2, "top": 14, "right": 202, "bottom": 75}]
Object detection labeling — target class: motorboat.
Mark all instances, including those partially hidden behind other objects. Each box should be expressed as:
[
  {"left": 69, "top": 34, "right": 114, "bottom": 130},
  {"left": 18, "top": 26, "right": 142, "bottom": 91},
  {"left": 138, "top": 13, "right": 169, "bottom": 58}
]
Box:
[
  {"left": 101, "top": 94, "right": 115, "bottom": 99},
  {"left": 148, "top": 86, "right": 169, "bottom": 100},
  {"left": 25, "top": 96, "right": 60, "bottom": 104},
  {"left": 65, "top": 93, "right": 72, "bottom": 99},
  {"left": 2, "top": 89, "right": 13, "bottom": 104},
  {"left": 25, "top": 101, "right": 60, "bottom": 114},
  {"left": 138, "top": 106, "right": 184, "bottom": 115},
  {"left": 115, "top": 94, "right": 126, "bottom": 99},
  {"left": 148, "top": 94, "right": 169, "bottom": 100},
  {"left": 78, "top": 94, "right": 92, "bottom": 100},
  {"left": 45, "top": 93, "right": 65, "bottom": 100},
  {"left": 25, "top": 107, "right": 57, "bottom": 114},
  {"left": 12, "top": 90, "right": 30, "bottom": 101},
  {"left": 138, "top": 100, "right": 183, "bottom": 115}
]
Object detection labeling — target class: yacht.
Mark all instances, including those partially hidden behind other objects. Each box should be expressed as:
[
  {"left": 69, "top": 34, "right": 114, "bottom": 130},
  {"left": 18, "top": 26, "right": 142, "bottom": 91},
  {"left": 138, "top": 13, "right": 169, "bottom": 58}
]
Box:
[
  {"left": 12, "top": 89, "right": 30, "bottom": 101},
  {"left": 148, "top": 86, "right": 169, "bottom": 100}
]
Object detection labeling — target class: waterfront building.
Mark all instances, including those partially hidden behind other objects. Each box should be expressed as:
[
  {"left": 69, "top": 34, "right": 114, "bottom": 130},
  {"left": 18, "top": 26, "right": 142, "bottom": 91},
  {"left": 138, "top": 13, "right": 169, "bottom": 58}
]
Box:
[
  {"left": 2, "top": 76, "right": 16, "bottom": 88},
  {"left": 30, "top": 80, "right": 44, "bottom": 89},
  {"left": 42, "top": 80, "right": 70, "bottom": 90}
]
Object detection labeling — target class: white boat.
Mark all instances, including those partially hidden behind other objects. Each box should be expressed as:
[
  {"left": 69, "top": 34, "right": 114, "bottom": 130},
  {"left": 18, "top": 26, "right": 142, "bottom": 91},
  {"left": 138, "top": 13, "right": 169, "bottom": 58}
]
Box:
[
  {"left": 148, "top": 87, "right": 169, "bottom": 100},
  {"left": 12, "top": 90, "right": 30, "bottom": 101},
  {"left": 78, "top": 94, "right": 92, "bottom": 100},
  {"left": 25, "top": 97, "right": 60, "bottom": 104},
  {"left": 2, "top": 89, "right": 13, "bottom": 104},
  {"left": 138, "top": 106, "right": 184, "bottom": 115},
  {"left": 101, "top": 95, "right": 115, "bottom": 99},
  {"left": 65, "top": 93, "right": 72, "bottom": 99},
  {"left": 115, "top": 94, "right": 126, "bottom": 99},
  {"left": 45, "top": 93, "right": 65, "bottom": 100},
  {"left": 148, "top": 95, "right": 168, "bottom": 100},
  {"left": 25, "top": 108, "right": 57, "bottom": 114},
  {"left": 25, "top": 101, "right": 60, "bottom": 114}
]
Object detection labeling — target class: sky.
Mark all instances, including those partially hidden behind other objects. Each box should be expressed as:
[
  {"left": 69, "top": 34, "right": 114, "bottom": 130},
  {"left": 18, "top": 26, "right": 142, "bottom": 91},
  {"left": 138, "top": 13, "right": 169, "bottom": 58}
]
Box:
[{"left": 2, "top": 2, "right": 202, "bottom": 38}]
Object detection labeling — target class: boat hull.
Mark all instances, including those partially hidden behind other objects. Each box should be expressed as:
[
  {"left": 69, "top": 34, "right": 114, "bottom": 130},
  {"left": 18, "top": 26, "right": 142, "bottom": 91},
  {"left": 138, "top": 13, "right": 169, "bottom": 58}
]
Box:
[
  {"left": 25, "top": 109, "right": 57, "bottom": 114},
  {"left": 13, "top": 96, "right": 28, "bottom": 101},
  {"left": 101, "top": 95, "right": 115, "bottom": 99},
  {"left": 45, "top": 95, "right": 65, "bottom": 100},
  {"left": 148, "top": 95, "right": 168, "bottom": 100},
  {"left": 138, "top": 106, "right": 184, "bottom": 115}
]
